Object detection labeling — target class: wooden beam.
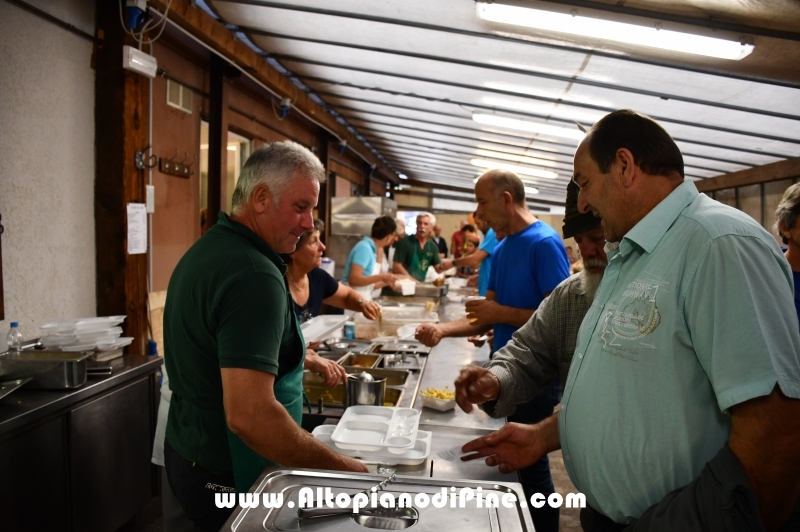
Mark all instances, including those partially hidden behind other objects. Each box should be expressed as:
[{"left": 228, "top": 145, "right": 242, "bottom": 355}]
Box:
[
  {"left": 0, "top": 213, "right": 4, "bottom": 321},
  {"left": 696, "top": 157, "right": 800, "bottom": 193},
  {"left": 205, "top": 54, "right": 227, "bottom": 233},
  {"left": 149, "top": 0, "right": 398, "bottom": 183},
  {"left": 95, "top": 3, "right": 150, "bottom": 355}
]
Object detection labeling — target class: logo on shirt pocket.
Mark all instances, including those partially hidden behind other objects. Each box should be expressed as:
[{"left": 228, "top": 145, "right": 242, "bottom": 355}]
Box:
[{"left": 599, "top": 277, "right": 664, "bottom": 361}]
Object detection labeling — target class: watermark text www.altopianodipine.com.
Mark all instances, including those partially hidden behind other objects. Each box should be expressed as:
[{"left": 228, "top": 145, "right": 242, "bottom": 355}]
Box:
[{"left": 214, "top": 486, "right": 586, "bottom": 511}]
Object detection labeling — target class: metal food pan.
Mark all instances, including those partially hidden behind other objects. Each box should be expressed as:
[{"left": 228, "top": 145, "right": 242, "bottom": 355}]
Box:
[
  {"left": 304, "top": 385, "right": 402, "bottom": 407},
  {"left": 379, "top": 353, "right": 423, "bottom": 371},
  {"left": 323, "top": 338, "right": 374, "bottom": 353},
  {"left": 338, "top": 353, "right": 381, "bottom": 368},
  {"left": 341, "top": 367, "right": 410, "bottom": 386},
  {"left": 0, "top": 350, "right": 92, "bottom": 389}
]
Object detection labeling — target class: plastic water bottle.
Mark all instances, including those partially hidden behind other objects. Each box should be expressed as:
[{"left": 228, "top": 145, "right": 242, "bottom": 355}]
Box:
[{"left": 6, "top": 322, "right": 23, "bottom": 352}]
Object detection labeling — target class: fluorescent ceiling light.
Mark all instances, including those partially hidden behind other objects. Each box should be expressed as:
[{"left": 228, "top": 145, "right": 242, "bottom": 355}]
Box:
[
  {"left": 398, "top": 173, "right": 408, "bottom": 180},
  {"left": 474, "top": 113, "right": 585, "bottom": 141},
  {"left": 550, "top": 206, "right": 566, "bottom": 215},
  {"left": 476, "top": 2, "right": 754, "bottom": 60},
  {"left": 474, "top": 148, "right": 560, "bottom": 168},
  {"left": 470, "top": 158, "right": 559, "bottom": 179},
  {"left": 524, "top": 186, "right": 540, "bottom": 195}
]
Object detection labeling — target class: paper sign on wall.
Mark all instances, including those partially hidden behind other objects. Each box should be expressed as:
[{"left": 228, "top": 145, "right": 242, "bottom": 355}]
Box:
[{"left": 127, "top": 203, "right": 148, "bottom": 255}]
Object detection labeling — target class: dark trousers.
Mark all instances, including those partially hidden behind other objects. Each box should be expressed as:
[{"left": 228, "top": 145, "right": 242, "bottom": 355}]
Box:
[
  {"left": 580, "top": 505, "right": 629, "bottom": 532},
  {"left": 164, "top": 438, "right": 237, "bottom": 532},
  {"left": 508, "top": 381, "right": 561, "bottom": 532}
]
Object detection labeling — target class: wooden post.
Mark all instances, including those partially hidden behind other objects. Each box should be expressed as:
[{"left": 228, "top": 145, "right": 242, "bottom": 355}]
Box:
[
  {"left": 94, "top": 3, "right": 150, "bottom": 354},
  {"left": 0, "top": 212, "right": 4, "bottom": 322},
  {"left": 205, "top": 54, "right": 228, "bottom": 232},
  {"left": 317, "top": 135, "right": 331, "bottom": 244}
]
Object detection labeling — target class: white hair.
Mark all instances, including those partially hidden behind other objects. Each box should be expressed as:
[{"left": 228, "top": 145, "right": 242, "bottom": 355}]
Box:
[
  {"left": 417, "top": 212, "right": 435, "bottom": 225},
  {"left": 231, "top": 141, "right": 325, "bottom": 213}
]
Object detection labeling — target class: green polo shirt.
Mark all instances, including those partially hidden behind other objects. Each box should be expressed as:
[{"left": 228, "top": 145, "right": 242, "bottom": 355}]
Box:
[
  {"left": 560, "top": 180, "right": 800, "bottom": 524},
  {"left": 393, "top": 235, "right": 442, "bottom": 282},
  {"left": 164, "top": 212, "right": 304, "bottom": 472}
]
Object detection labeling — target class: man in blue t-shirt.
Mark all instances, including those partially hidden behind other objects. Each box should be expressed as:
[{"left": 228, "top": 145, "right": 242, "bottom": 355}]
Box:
[{"left": 417, "top": 169, "right": 570, "bottom": 532}]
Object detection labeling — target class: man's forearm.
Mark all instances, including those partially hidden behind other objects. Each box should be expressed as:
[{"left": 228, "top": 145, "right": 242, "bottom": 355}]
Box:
[
  {"left": 230, "top": 397, "right": 357, "bottom": 470},
  {"left": 729, "top": 387, "right": 800, "bottom": 530},
  {"left": 494, "top": 304, "right": 535, "bottom": 328},
  {"left": 536, "top": 412, "right": 561, "bottom": 455},
  {"left": 439, "top": 317, "right": 491, "bottom": 338},
  {"left": 392, "top": 262, "right": 412, "bottom": 278}
]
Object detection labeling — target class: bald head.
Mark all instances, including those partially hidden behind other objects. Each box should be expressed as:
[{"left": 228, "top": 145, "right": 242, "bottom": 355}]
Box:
[{"left": 477, "top": 169, "right": 526, "bottom": 205}]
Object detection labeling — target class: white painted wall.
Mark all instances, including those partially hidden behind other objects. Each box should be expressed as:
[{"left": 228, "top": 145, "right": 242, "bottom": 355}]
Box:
[{"left": 0, "top": 0, "right": 97, "bottom": 340}]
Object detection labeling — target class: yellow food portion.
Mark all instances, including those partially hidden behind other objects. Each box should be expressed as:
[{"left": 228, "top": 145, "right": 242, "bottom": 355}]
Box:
[{"left": 421, "top": 386, "right": 455, "bottom": 400}]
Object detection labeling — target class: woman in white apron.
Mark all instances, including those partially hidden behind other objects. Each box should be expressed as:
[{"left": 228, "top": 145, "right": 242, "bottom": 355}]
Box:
[{"left": 342, "top": 215, "right": 399, "bottom": 300}]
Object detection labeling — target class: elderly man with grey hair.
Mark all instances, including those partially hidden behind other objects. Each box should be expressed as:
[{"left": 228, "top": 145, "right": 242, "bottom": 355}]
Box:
[
  {"left": 162, "top": 141, "right": 367, "bottom": 532},
  {"left": 774, "top": 182, "right": 800, "bottom": 330}
]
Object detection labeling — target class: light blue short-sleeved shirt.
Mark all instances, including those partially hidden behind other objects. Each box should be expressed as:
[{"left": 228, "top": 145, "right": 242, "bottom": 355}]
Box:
[
  {"left": 559, "top": 180, "right": 800, "bottom": 524},
  {"left": 342, "top": 237, "right": 376, "bottom": 284},
  {"left": 477, "top": 228, "right": 499, "bottom": 296}
]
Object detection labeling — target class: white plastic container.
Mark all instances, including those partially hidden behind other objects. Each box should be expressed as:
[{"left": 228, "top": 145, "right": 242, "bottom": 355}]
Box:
[
  {"left": 320, "top": 257, "right": 335, "bottom": 277},
  {"left": 395, "top": 279, "right": 416, "bottom": 296},
  {"left": 354, "top": 306, "right": 437, "bottom": 339}
]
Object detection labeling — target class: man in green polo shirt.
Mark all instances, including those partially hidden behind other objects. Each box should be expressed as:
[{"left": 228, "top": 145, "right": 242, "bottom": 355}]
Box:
[
  {"left": 163, "top": 141, "right": 366, "bottom": 531},
  {"left": 392, "top": 212, "right": 448, "bottom": 282},
  {"left": 460, "top": 110, "right": 800, "bottom": 531}
]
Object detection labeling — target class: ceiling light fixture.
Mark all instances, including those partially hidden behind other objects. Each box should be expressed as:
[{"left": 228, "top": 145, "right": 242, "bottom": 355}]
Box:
[
  {"left": 476, "top": 2, "right": 754, "bottom": 60},
  {"left": 474, "top": 149, "right": 560, "bottom": 168},
  {"left": 473, "top": 113, "right": 585, "bottom": 141},
  {"left": 470, "top": 158, "right": 559, "bottom": 179},
  {"left": 524, "top": 186, "right": 540, "bottom": 195}
]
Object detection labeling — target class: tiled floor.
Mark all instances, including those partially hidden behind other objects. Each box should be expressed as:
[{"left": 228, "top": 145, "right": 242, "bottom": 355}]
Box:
[
  {"left": 550, "top": 449, "right": 583, "bottom": 532},
  {"left": 117, "top": 496, "right": 164, "bottom": 532}
]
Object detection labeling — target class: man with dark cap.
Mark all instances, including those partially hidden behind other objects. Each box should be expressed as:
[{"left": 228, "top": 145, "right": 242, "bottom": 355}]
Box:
[{"left": 454, "top": 180, "right": 606, "bottom": 466}]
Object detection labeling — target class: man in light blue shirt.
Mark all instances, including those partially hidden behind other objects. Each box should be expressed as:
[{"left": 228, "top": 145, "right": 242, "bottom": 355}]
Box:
[{"left": 462, "top": 110, "right": 800, "bottom": 531}]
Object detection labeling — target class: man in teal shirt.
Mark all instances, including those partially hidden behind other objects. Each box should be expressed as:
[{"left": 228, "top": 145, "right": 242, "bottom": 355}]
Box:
[
  {"left": 462, "top": 110, "right": 800, "bottom": 531},
  {"left": 164, "top": 142, "right": 366, "bottom": 531}
]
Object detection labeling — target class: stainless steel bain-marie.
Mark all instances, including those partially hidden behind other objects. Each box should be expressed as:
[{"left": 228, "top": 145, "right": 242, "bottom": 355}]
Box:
[
  {"left": 0, "top": 350, "right": 92, "bottom": 389},
  {"left": 222, "top": 468, "right": 534, "bottom": 531}
]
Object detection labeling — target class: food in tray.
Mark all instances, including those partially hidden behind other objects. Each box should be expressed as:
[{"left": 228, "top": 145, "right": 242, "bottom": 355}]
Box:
[
  {"left": 432, "top": 276, "right": 445, "bottom": 287},
  {"left": 420, "top": 386, "right": 455, "bottom": 400}
]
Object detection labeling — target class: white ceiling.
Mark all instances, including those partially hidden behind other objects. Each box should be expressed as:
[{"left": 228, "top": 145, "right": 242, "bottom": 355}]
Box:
[{"left": 203, "top": 0, "right": 800, "bottom": 209}]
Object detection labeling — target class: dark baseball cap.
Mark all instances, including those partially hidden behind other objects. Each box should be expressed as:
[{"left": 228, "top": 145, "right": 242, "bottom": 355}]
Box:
[{"left": 562, "top": 180, "right": 601, "bottom": 239}]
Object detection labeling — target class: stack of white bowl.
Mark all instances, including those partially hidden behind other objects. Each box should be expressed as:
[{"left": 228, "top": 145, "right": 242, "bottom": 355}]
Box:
[{"left": 39, "top": 316, "right": 132, "bottom": 351}]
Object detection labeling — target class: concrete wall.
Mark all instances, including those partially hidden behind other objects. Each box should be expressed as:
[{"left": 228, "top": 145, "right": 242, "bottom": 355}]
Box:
[{"left": 0, "top": 0, "right": 96, "bottom": 337}]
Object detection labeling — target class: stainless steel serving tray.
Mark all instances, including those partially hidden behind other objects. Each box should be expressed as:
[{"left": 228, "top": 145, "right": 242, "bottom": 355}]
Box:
[
  {"left": 0, "top": 350, "right": 92, "bottom": 389},
  {"left": 373, "top": 340, "right": 431, "bottom": 356},
  {"left": 341, "top": 367, "right": 410, "bottom": 387},
  {"left": 322, "top": 339, "right": 374, "bottom": 354},
  {"left": 223, "top": 468, "right": 533, "bottom": 531}
]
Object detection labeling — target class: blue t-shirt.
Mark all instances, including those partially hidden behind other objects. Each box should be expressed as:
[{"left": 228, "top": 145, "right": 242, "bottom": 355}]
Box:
[
  {"left": 488, "top": 221, "right": 570, "bottom": 350},
  {"left": 477, "top": 229, "right": 499, "bottom": 297},
  {"left": 342, "top": 237, "right": 376, "bottom": 284},
  {"left": 794, "top": 270, "right": 800, "bottom": 332}
]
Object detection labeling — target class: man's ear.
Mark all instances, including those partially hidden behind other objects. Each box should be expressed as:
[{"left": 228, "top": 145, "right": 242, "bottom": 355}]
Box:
[
  {"left": 252, "top": 185, "right": 273, "bottom": 213},
  {"left": 502, "top": 190, "right": 514, "bottom": 209},
  {"left": 615, "top": 148, "right": 637, "bottom": 188}
]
